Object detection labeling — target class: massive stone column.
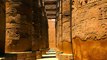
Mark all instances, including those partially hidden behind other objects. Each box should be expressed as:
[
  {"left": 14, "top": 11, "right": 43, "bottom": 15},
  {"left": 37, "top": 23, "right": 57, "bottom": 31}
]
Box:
[
  {"left": 72, "top": 0, "right": 107, "bottom": 60},
  {"left": 32, "top": 0, "right": 43, "bottom": 59},
  {"left": 56, "top": 0, "right": 64, "bottom": 58},
  {"left": 41, "top": 15, "right": 49, "bottom": 52},
  {"left": 32, "top": 0, "right": 40, "bottom": 51},
  {"left": 44, "top": 10, "right": 49, "bottom": 50},
  {"left": 56, "top": 0, "right": 63, "bottom": 52},
  {"left": 37, "top": 2, "right": 49, "bottom": 56},
  {"left": 6, "top": 0, "right": 32, "bottom": 52},
  {"left": 61, "top": 0, "right": 72, "bottom": 54},
  {"left": 0, "top": 0, "right": 5, "bottom": 54},
  {"left": 32, "top": 0, "right": 49, "bottom": 52},
  {"left": 56, "top": 0, "right": 72, "bottom": 54},
  {"left": 44, "top": 16, "right": 49, "bottom": 50},
  {"left": 56, "top": 14, "right": 63, "bottom": 52},
  {"left": 56, "top": 0, "right": 73, "bottom": 60}
]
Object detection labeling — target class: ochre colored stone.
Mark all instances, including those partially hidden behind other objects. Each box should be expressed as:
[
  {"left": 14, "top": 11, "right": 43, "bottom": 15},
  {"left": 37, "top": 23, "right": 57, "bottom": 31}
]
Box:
[
  {"left": 58, "top": 53, "right": 73, "bottom": 60},
  {"left": 72, "top": 0, "right": 107, "bottom": 60},
  {"left": 56, "top": 0, "right": 72, "bottom": 54},
  {"left": 36, "top": 51, "right": 42, "bottom": 59},
  {"left": 17, "top": 53, "right": 36, "bottom": 60},
  {"left": 48, "top": 20, "right": 56, "bottom": 49},
  {"left": 5, "top": 0, "right": 32, "bottom": 52}
]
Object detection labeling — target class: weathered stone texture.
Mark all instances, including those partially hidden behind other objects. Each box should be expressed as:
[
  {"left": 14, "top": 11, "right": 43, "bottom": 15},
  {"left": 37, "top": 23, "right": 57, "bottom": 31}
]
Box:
[
  {"left": 6, "top": 0, "right": 32, "bottom": 52},
  {"left": 58, "top": 54, "right": 73, "bottom": 60},
  {"left": 72, "top": 0, "right": 107, "bottom": 60},
  {"left": 56, "top": 0, "right": 72, "bottom": 54},
  {"left": 0, "top": 0, "right": 50, "bottom": 59},
  {"left": 32, "top": 0, "right": 49, "bottom": 51},
  {"left": 5, "top": 53, "right": 36, "bottom": 60},
  {"left": 56, "top": 14, "right": 62, "bottom": 51},
  {"left": 17, "top": 53, "right": 36, "bottom": 60},
  {"left": 36, "top": 51, "right": 42, "bottom": 59}
]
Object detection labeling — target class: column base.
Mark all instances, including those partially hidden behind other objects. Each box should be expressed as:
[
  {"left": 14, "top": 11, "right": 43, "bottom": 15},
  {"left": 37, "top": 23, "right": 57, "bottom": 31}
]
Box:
[
  {"left": 42, "top": 50, "right": 47, "bottom": 55},
  {"left": 5, "top": 52, "right": 36, "bottom": 60},
  {"left": 36, "top": 51, "right": 42, "bottom": 59},
  {"left": 58, "top": 53, "right": 73, "bottom": 60},
  {"left": 5, "top": 54, "right": 17, "bottom": 60},
  {"left": 56, "top": 51, "right": 63, "bottom": 58}
]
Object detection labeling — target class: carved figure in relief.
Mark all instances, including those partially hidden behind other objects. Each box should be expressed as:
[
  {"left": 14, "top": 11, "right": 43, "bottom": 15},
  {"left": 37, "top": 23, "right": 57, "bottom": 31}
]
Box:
[{"left": 99, "top": 5, "right": 107, "bottom": 20}]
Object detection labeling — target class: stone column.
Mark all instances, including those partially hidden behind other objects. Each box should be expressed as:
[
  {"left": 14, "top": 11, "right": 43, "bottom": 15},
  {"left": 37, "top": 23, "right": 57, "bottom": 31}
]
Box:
[
  {"left": 40, "top": 16, "right": 48, "bottom": 54},
  {"left": 72, "top": 0, "right": 107, "bottom": 60},
  {"left": 6, "top": 0, "right": 32, "bottom": 52},
  {"left": 56, "top": 14, "right": 63, "bottom": 51},
  {"left": 56, "top": 0, "right": 63, "bottom": 52},
  {"left": 56, "top": 14, "right": 63, "bottom": 58},
  {"left": 32, "top": 0, "right": 43, "bottom": 59},
  {"left": 45, "top": 17, "right": 49, "bottom": 50},
  {"left": 32, "top": 0, "right": 40, "bottom": 51},
  {"left": 61, "top": 0, "right": 72, "bottom": 54},
  {"left": 56, "top": 0, "right": 63, "bottom": 58},
  {"left": 57, "top": 0, "right": 73, "bottom": 60}
]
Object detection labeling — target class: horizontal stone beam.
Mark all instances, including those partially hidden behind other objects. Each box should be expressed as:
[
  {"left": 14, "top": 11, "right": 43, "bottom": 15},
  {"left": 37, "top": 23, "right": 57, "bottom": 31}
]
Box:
[
  {"left": 45, "top": 5, "right": 56, "bottom": 9},
  {"left": 44, "top": 1, "right": 57, "bottom": 5},
  {"left": 47, "top": 16, "right": 56, "bottom": 19},
  {"left": 47, "top": 14, "right": 56, "bottom": 16},
  {"left": 46, "top": 9, "right": 57, "bottom": 11}
]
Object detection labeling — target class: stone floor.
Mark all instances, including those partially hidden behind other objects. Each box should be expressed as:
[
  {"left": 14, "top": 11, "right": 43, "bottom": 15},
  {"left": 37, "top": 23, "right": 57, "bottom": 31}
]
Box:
[
  {"left": 37, "top": 49, "right": 58, "bottom": 60},
  {"left": 0, "top": 49, "right": 58, "bottom": 60}
]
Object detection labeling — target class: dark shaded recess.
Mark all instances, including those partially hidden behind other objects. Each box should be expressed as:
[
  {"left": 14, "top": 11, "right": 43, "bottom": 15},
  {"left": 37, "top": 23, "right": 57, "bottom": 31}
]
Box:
[
  {"left": 64, "top": 11, "right": 70, "bottom": 16},
  {"left": 20, "top": 33, "right": 29, "bottom": 38},
  {"left": 0, "top": 52, "right": 5, "bottom": 57},
  {"left": 11, "top": 40, "right": 18, "bottom": 45},
  {"left": 32, "top": 0, "right": 39, "bottom": 23},
  {"left": 0, "top": 40, "right": 5, "bottom": 53},
  {"left": 25, "top": 48, "right": 32, "bottom": 51},
  {"left": 12, "top": 0, "right": 32, "bottom": 23},
  {"left": 5, "top": 54, "right": 17, "bottom": 56},
  {"left": 85, "top": 0, "right": 88, "bottom": 3},
  {"left": 10, "top": 20, "right": 16, "bottom": 23},
  {"left": 5, "top": 54, "right": 17, "bottom": 59},
  {"left": 42, "top": 56, "right": 56, "bottom": 58},
  {"left": 0, "top": 0, "right": 5, "bottom": 54}
]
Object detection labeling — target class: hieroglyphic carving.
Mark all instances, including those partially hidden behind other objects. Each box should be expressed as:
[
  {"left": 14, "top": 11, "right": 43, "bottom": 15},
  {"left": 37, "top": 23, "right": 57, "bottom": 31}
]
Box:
[
  {"left": 98, "top": 5, "right": 107, "bottom": 20},
  {"left": 72, "top": 0, "right": 107, "bottom": 60},
  {"left": 78, "top": 0, "right": 99, "bottom": 5},
  {"left": 6, "top": 0, "right": 32, "bottom": 52}
]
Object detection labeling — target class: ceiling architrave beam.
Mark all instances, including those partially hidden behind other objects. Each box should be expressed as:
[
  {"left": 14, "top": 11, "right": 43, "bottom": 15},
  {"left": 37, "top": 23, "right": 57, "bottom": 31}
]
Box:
[
  {"left": 44, "top": 1, "right": 57, "bottom": 5},
  {"left": 47, "top": 14, "right": 56, "bottom": 16}
]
